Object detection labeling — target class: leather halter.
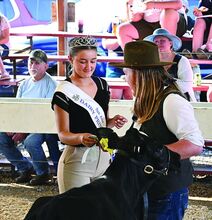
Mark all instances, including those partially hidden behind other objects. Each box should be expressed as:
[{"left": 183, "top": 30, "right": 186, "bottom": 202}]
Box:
[{"left": 115, "top": 146, "right": 170, "bottom": 177}]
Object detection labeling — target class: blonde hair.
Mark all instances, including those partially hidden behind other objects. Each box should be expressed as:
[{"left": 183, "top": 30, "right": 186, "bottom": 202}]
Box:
[{"left": 133, "top": 67, "right": 181, "bottom": 124}]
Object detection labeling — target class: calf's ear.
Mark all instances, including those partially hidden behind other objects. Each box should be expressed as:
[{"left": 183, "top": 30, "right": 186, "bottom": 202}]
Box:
[
  {"left": 125, "top": 128, "right": 147, "bottom": 145},
  {"left": 114, "top": 128, "right": 147, "bottom": 152}
]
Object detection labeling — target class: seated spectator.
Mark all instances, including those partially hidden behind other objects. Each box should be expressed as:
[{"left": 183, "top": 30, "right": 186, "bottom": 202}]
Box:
[
  {"left": 184, "top": 0, "right": 212, "bottom": 59},
  {"left": 144, "top": 28, "right": 196, "bottom": 101},
  {"left": 0, "top": 49, "right": 61, "bottom": 185},
  {"left": 117, "top": 0, "right": 187, "bottom": 49},
  {"left": 0, "top": 13, "right": 11, "bottom": 80},
  {"left": 102, "top": 17, "right": 133, "bottom": 99}
]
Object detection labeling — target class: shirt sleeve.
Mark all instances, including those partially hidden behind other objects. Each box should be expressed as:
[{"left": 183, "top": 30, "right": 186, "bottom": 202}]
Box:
[
  {"left": 177, "top": 56, "right": 193, "bottom": 82},
  {"left": 163, "top": 94, "right": 204, "bottom": 146},
  {"left": 176, "top": 56, "right": 196, "bottom": 101},
  {"left": 51, "top": 91, "right": 70, "bottom": 113}
]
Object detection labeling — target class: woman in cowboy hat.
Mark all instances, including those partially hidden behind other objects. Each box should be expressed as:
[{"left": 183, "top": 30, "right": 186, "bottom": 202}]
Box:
[
  {"left": 109, "top": 40, "right": 204, "bottom": 219},
  {"left": 144, "top": 28, "right": 197, "bottom": 102}
]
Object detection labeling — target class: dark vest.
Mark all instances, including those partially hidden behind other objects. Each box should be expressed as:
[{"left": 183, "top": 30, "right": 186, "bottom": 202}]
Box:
[
  {"left": 167, "top": 54, "right": 181, "bottom": 78},
  {"left": 139, "top": 92, "right": 193, "bottom": 199},
  {"left": 167, "top": 54, "right": 190, "bottom": 101}
]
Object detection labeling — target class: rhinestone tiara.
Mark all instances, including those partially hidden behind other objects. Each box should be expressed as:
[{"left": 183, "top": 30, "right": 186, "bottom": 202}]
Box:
[{"left": 69, "top": 36, "right": 97, "bottom": 49}]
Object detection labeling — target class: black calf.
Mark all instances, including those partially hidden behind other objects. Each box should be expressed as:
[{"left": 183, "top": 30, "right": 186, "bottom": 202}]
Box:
[{"left": 24, "top": 128, "right": 180, "bottom": 220}]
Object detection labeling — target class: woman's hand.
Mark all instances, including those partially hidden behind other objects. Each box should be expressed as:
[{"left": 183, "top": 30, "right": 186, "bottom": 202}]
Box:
[
  {"left": 193, "top": 7, "right": 203, "bottom": 17},
  {"left": 81, "top": 133, "right": 99, "bottom": 147},
  {"left": 107, "top": 115, "right": 128, "bottom": 129}
]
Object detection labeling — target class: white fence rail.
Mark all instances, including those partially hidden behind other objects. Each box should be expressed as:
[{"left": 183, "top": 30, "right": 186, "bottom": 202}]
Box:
[{"left": 0, "top": 98, "right": 211, "bottom": 139}]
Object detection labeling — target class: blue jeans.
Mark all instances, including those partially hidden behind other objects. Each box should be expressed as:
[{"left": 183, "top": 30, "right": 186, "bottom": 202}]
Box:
[
  {"left": 0, "top": 133, "right": 61, "bottom": 175},
  {"left": 0, "top": 132, "right": 32, "bottom": 172},
  {"left": 24, "top": 133, "right": 61, "bottom": 175},
  {"left": 147, "top": 188, "right": 189, "bottom": 220},
  {"left": 43, "top": 134, "right": 61, "bottom": 173}
]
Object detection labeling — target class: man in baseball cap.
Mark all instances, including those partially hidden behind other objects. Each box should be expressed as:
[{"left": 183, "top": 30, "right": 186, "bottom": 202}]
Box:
[
  {"left": 0, "top": 48, "right": 61, "bottom": 185},
  {"left": 29, "top": 49, "right": 48, "bottom": 63}
]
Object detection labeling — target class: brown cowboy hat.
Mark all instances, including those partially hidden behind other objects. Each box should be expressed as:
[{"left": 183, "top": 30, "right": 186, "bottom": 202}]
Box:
[{"left": 109, "top": 40, "right": 175, "bottom": 69}]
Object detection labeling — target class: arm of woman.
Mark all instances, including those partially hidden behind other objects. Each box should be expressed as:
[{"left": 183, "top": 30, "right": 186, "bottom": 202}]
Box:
[
  {"left": 193, "top": 7, "right": 203, "bottom": 17},
  {"left": 106, "top": 112, "right": 128, "bottom": 129},
  {"left": 54, "top": 105, "right": 97, "bottom": 147},
  {"left": 163, "top": 94, "right": 204, "bottom": 159},
  {"left": 166, "top": 139, "right": 202, "bottom": 160}
]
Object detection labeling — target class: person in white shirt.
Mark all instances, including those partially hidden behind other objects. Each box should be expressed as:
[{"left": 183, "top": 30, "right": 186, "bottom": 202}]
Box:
[
  {"left": 109, "top": 40, "right": 203, "bottom": 219},
  {"left": 144, "top": 28, "right": 197, "bottom": 101}
]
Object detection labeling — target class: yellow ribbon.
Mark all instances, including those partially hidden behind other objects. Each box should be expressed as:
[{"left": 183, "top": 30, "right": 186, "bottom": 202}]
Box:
[{"left": 99, "top": 138, "right": 114, "bottom": 154}]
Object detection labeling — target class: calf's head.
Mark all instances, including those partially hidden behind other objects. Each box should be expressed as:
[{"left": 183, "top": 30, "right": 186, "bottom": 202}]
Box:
[{"left": 96, "top": 127, "right": 180, "bottom": 176}]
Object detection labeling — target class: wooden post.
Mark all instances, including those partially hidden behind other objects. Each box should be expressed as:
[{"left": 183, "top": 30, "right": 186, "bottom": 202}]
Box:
[{"left": 56, "top": 0, "right": 67, "bottom": 76}]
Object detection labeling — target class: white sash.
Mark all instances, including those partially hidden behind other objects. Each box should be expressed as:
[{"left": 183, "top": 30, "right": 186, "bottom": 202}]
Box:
[
  {"left": 56, "top": 81, "right": 109, "bottom": 164},
  {"left": 56, "top": 81, "right": 106, "bottom": 128}
]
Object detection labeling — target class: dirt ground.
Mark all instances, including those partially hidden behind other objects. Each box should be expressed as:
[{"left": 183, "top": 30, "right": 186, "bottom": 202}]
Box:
[{"left": 0, "top": 172, "right": 211, "bottom": 220}]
